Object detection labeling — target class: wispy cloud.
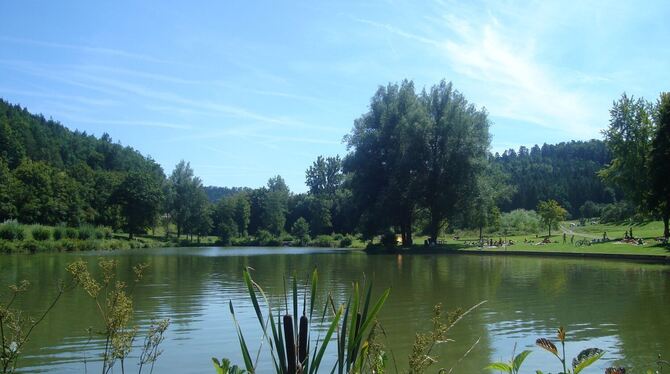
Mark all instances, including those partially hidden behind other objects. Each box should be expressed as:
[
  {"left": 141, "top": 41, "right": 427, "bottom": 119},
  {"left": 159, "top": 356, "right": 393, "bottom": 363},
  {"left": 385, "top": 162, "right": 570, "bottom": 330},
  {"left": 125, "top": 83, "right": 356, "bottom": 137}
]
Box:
[
  {"left": 355, "top": 13, "right": 603, "bottom": 137},
  {"left": 57, "top": 115, "right": 192, "bottom": 130},
  {"left": 0, "top": 87, "right": 119, "bottom": 107},
  {"left": 0, "top": 36, "right": 173, "bottom": 64}
]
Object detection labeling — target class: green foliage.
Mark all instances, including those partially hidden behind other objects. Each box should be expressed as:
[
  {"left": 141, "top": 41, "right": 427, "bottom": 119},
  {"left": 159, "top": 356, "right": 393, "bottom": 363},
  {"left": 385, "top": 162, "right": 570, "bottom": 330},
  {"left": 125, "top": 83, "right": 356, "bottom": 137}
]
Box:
[
  {"left": 408, "top": 301, "right": 486, "bottom": 373},
  {"left": 67, "top": 259, "right": 169, "bottom": 374},
  {"left": 600, "top": 201, "right": 636, "bottom": 223},
  {"left": 30, "top": 225, "right": 51, "bottom": 241},
  {"left": 485, "top": 347, "right": 531, "bottom": 373},
  {"left": 500, "top": 209, "right": 541, "bottom": 235},
  {"left": 305, "top": 155, "right": 343, "bottom": 196},
  {"left": 537, "top": 200, "right": 568, "bottom": 236},
  {"left": 113, "top": 172, "right": 163, "bottom": 239},
  {"left": 339, "top": 235, "right": 353, "bottom": 248},
  {"left": 535, "top": 327, "right": 604, "bottom": 374},
  {"left": 344, "top": 80, "right": 490, "bottom": 245},
  {"left": 65, "top": 227, "right": 78, "bottom": 239},
  {"left": 649, "top": 92, "right": 670, "bottom": 237},
  {"left": 76, "top": 224, "right": 97, "bottom": 240},
  {"left": 599, "top": 93, "right": 655, "bottom": 212},
  {"left": 223, "top": 268, "right": 389, "bottom": 374},
  {"left": 496, "top": 140, "right": 614, "bottom": 216},
  {"left": 290, "top": 217, "right": 310, "bottom": 245},
  {"left": 309, "top": 235, "right": 334, "bottom": 248},
  {"left": 0, "top": 221, "right": 24, "bottom": 241},
  {"left": 0, "top": 278, "right": 69, "bottom": 373},
  {"left": 212, "top": 358, "right": 246, "bottom": 374}
]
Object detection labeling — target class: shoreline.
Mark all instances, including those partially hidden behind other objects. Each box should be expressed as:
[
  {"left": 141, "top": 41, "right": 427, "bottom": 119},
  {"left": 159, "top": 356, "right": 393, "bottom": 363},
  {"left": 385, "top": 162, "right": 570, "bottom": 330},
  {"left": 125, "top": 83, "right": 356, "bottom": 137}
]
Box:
[{"left": 368, "top": 245, "right": 670, "bottom": 264}]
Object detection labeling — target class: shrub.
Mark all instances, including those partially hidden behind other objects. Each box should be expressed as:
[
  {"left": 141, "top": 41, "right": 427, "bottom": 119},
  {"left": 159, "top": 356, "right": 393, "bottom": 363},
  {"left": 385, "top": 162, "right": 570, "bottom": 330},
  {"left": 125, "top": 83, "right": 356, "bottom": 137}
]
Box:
[
  {"left": 339, "top": 235, "right": 353, "bottom": 248},
  {"left": 0, "top": 221, "right": 25, "bottom": 241},
  {"left": 78, "top": 225, "right": 98, "bottom": 240},
  {"left": 310, "top": 235, "right": 334, "bottom": 247},
  {"left": 65, "top": 227, "right": 78, "bottom": 239},
  {"left": 0, "top": 241, "right": 17, "bottom": 254},
  {"left": 58, "top": 239, "right": 78, "bottom": 252},
  {"left": 600, "top": 201, "right": 635, "bottom": 223},
  {"left": 256, "top": 230, "right": 273, "bottom": 246},
  {"left": 53, "top": 226, "right": 66, "bottom": 240},
  {"left": 21, "top": 239, "right": 40, "bottom": 253},
  {"left": 499, "top": 209, "right": 541, "bottom": 235},
  {"left": 31, "top": 226, "right": 51, "bottom": 241},
  {"left": 101, "top": 227, "right": 113, "bottom": 240}
]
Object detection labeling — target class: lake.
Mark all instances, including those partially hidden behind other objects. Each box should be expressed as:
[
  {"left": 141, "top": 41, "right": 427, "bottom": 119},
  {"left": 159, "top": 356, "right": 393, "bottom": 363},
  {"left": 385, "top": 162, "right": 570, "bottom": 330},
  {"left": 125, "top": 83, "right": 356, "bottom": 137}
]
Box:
[{"left": 1, "top": 247, "right": 668, "bottom": 373}]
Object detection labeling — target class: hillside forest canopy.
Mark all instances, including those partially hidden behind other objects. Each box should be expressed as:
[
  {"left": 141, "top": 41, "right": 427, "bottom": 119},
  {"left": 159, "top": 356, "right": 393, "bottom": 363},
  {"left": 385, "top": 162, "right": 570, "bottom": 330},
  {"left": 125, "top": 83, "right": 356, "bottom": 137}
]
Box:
[{"left": 1, "top": 81, "right": 669, "bottom": 244}]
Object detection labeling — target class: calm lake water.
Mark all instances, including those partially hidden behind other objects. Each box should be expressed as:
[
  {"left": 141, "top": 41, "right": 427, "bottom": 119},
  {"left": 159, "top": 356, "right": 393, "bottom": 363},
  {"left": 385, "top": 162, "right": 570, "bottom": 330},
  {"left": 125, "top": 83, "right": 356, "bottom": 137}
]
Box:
[{"left": 2, "top": 247, "right": 668, "bottom": 373}]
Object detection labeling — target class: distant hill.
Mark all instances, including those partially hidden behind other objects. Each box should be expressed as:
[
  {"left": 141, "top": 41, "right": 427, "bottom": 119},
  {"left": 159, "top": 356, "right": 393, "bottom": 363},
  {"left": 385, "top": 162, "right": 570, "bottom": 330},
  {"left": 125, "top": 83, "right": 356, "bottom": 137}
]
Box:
[
  {"left": 492, "top": 140, "right": 616, "bottom": 216},
  {"left": 203, "top": 186, "right": 249, "bottom": 202},
  {"left": 0, "top": 98, "right": 164, "bottom": 225}
]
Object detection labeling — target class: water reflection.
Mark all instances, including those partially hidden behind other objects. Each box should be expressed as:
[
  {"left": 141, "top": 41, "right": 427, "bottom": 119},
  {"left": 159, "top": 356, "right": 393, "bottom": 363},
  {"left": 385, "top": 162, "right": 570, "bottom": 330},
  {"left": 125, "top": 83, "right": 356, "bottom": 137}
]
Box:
[{"left": 0, "top": 248, "right": 666, "bottom": 373}]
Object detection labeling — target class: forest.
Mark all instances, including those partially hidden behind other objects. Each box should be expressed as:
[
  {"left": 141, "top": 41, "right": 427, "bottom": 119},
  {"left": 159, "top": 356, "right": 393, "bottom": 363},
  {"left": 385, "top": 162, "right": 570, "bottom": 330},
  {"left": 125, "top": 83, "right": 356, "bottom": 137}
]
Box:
[{"left": 1, "top": 82, "right": 669, "bottom": 248}]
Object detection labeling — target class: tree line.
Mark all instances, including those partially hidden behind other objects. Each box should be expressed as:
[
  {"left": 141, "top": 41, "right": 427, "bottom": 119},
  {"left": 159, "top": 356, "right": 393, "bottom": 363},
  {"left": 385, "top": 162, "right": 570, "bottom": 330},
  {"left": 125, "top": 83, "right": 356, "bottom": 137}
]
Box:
[{"left": 1, "top": 84, "right": 669, "bottom": 244}]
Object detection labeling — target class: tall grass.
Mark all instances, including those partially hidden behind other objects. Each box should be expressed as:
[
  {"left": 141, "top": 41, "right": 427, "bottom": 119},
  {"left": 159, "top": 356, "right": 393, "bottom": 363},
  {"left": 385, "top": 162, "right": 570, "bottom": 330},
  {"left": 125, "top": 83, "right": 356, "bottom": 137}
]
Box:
[{"left": 222, "top": 268, "right": 389, "bottom": 374}]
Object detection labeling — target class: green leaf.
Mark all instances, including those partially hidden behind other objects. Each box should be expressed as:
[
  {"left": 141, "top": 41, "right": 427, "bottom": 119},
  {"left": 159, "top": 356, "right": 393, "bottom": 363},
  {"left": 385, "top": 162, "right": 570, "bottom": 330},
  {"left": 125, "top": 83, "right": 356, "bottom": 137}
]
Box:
[
  {"left": 485, "top": 362, "right": 512, "bottom": 372},
  {"left": 572, "top": 348, "right": 605, "bottom": 374},
  {"left": 311, "top": 306, "right": 342, "bottom": 373},
  {"left": 512, "top": 350, "right": 532, "bottom": 372},
  {"left": 229, "top": 301, "right": 254, "bottom": 372}
]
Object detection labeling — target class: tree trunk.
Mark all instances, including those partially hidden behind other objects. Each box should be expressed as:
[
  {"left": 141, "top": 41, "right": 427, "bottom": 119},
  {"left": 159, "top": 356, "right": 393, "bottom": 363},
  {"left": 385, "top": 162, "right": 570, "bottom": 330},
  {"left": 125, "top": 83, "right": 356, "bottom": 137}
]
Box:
[
  {"left": 177, "top": 224, "right": 181, "bottom": 239},
  {"left": 129, "top": 231, "right": 134, "bottom": 240},
  {"left": 664, "top": 212, "right": 669, "bottom": 239},
  {"left": 548, "top": 223, "right": 552, "bottom": 237},
  {"left": 479, "top": 226, "right": 483, "bottom": 242}
]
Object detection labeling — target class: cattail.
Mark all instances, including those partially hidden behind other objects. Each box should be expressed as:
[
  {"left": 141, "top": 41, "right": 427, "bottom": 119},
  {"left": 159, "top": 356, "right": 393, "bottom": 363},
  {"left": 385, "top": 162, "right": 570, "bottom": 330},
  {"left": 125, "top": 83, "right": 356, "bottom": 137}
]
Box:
[
  {"left": 298, "top": 315, "right": 308, "bottom": 365},
  {"left": 283, "top": 315, "right": 297, "bottom": 373}
]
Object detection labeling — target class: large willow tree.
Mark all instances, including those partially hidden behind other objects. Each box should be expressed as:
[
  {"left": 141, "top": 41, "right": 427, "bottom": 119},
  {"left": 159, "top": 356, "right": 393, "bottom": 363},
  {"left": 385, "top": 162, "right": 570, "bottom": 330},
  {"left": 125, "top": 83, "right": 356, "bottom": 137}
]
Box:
[{"left": 343, "top": 80, "right": 490, "bottom": 245}]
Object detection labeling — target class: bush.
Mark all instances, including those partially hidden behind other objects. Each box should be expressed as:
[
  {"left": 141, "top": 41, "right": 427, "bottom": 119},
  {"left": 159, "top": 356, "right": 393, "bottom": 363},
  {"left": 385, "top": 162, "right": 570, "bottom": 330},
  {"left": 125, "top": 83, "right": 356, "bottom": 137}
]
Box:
[
  {"left": 78, "top": 225, "right": 97, "bottom": 240},
  {"left": 101, "top": 227, "right": 113, "bottom": 240},
  {"left": 339, "top": 235, "right": 353, "bottom": 248},
  {"left": 65, "top": 227, "right": 78, "bottom": 239},
  {"left": 0, "top": 241, "right": 17, "bottom": 254},
  {"left": 380, "top": 231, "right": 397, "bottom": 249},
  {"left": 31, "top": 226, "right": 51, "bottom": 241},
  {"left": 21, "top": 239, "right": 40, "bottom": 253},
  {"left": 310, "top": 235, "right": 334, "bottom": 247},
  {"left": 53, "top": 226, "right": 66, "bottom": 240},
  {"left": 0, "top": 221, "right": 25, "bottom": 241},
  {"left": 499, "top": 209, "right": 541, "bottom": 235},
  {"left": 600, "top": 202, "right": 635, "bottom": 223}
]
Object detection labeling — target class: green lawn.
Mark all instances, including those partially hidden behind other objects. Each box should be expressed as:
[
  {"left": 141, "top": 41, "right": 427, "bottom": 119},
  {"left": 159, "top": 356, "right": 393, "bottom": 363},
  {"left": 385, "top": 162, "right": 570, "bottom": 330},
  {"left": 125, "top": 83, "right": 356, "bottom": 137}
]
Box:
[{"left": 431, "top": 220, "right": 670, "bottom": 257}]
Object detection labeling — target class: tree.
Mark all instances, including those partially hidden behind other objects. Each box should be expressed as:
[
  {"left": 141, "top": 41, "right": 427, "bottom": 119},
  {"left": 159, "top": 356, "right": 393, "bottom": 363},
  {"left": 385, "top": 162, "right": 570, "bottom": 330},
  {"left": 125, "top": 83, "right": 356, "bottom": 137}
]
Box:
[
  {"left": 649, "top": 92, "right": 670, "bottom": 238},
  {"left": 0, "top": 159, "right": 16, "bottom": 221},
  {"left": 113, "top": 172, "right": 163, "bottom": 239},
  {"left": 537, "top": 200, "right": 567, "bottom": 237},
  {"left": 344, "top": 80, "right": 429, "bottom": 246},
  {"left": 420, "top": 81, "right": 491, "bottom": 242},
  {"left": 261, "top": 176, "right": 290, "bottom": 236},
  {"left": 305, "top": 155, "right": 343, "bottom": 196},
  {"left": 291, "top": 217, "right": 310, "bottom": 245},
  {"left": 599, "top": 94, "right": 655, "bottom": 212}
]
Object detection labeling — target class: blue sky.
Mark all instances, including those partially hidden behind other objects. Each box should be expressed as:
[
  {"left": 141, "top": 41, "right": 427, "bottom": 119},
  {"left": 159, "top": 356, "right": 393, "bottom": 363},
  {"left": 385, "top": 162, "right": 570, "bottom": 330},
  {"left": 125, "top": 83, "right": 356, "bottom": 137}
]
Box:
[{"left": 1, "top": 1, "right": 668, "bottom": 192}]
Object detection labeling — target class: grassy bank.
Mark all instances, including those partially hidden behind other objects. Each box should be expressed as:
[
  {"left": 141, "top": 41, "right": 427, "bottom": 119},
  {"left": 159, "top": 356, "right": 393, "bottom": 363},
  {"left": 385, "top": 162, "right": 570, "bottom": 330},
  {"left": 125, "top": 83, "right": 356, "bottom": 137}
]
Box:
[
  {"left": 368, "top": 221, "right": 670, "bottom": 259},
  {"left": 0, "top": 221, "right": 172, "bottom": 253}
]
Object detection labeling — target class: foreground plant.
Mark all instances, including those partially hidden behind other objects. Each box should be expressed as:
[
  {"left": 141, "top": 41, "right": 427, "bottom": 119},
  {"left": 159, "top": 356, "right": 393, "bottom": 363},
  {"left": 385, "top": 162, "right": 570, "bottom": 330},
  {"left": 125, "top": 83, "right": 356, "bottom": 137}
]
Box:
[
  {"left": 223, "top": 268, "right": 390, "bottom": 374},
  {"left": 0, "top": 279, "right": 71, "bottom": 373},
  {"left": 67, "top": 259, "right": 169, "bottom": 374},
  {"left": 408, "top": 301, "right": 486, "bottom": 374},
  {"left": 485, "top": 343, "right": 531, "bottom": 374},
  {"left": 535, "top": 326, "right": 604, "bottom": 374}
]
